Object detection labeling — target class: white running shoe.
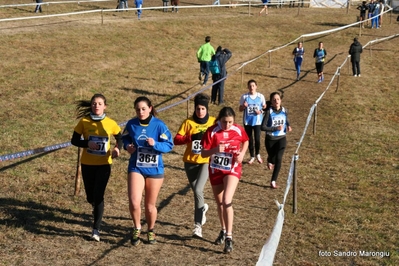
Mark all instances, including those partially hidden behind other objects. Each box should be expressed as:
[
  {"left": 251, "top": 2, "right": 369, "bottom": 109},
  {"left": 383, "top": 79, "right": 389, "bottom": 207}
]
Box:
[
  {"left": 91, "top": 229, "right": 100, "bottom": 242},
  {"left": 201, "top": 203, "right": 209, "bottom": 225},
  {"left": 192, "top": 224, "right": 202, "bottom": 238},
  {"left": 248, "top": 157, "right": 255, "bottom": 164},
  {"left": 256, "top": 154, "right": 263, "bottom": 164}
]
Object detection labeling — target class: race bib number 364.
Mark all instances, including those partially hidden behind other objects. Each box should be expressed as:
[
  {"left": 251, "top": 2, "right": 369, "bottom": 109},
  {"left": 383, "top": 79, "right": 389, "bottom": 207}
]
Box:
[
  {"left": 210, "top": 152, "right": 233, "bottom": 171},
  {"left": 136, "top": 147, "right": 159, "bottom": 168}
]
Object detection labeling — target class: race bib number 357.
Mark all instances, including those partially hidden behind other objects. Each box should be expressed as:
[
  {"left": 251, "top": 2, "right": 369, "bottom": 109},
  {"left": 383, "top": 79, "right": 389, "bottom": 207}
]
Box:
[{"left": 87, "top": 135, "right": 109, "bottom": 156}]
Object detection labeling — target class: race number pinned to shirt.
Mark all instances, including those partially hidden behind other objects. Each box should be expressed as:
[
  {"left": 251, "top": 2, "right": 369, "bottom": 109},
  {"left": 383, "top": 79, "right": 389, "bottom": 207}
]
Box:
[
  {"left": 210, "top": 152, "right": 233, "bottom": 171},
  {"left": 87, "top": 135, "right": 109, "bottom": 156},
  {"left": 136, "top": 147, "right": 159, "bottom": 168},
  {"left": 191, "top": 140, "right": 202, "bottom": 154},
  {"left": 247, "top": 104, "right": 259, "bottom": 116}
]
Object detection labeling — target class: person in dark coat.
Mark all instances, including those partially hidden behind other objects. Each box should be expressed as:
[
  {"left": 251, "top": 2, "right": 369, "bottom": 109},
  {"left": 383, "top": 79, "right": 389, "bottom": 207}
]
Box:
[
  {"left": 34, "top": 0, "right": 43, "bottom": 13},
  {"left": 348, "top": 37, "right": 363, "bottom": 77},
  {"left": 211, "top": 46, "right": 232, "bottom": 105}
]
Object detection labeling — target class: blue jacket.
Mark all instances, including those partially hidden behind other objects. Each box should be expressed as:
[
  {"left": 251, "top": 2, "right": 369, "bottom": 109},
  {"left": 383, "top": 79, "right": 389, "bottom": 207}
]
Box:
[{"left": 122, "top": 116, "right": 173, "bottom": 175}]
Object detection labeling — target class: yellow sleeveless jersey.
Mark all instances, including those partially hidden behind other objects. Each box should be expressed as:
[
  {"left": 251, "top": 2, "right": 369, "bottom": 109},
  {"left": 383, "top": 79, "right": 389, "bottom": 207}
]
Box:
[
  {"left": 74, "top": 116, "right": 121, "bottom": 165},
  {"left": 176, "top": 116, "right": 216, "bottom": 164}
]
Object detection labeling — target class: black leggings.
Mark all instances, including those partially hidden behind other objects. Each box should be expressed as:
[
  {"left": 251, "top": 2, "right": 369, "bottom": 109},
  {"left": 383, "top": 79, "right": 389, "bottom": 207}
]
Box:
[
  {"left": 244, "top": 125, "right": 261, "bottom": 157},
  {"left": 81, "top": 164, "right": 111, "bottom": 231},
  {"left": 265, "top": 137, "right": 286, "bottom": 182}
]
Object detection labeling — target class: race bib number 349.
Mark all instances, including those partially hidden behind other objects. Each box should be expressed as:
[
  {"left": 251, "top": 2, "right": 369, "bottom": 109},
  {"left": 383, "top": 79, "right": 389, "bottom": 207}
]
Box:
[
  {"left": 210, "top": 152, "right": 233, "bottom": 171},
  {"left": 191, "top": 140, "right": 202, "bottom": 154}
]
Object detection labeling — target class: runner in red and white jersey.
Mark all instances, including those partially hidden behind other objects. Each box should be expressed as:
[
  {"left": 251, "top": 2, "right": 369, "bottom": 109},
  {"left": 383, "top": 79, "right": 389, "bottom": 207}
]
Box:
[{"left": 201, "top": 107, "right": 249, "bottom": 254}]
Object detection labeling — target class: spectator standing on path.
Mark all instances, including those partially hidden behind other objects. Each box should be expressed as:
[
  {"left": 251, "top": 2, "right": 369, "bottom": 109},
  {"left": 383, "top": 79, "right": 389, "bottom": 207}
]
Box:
[
  {"left": 196, "top": 36, "right": 215, "bottom": 86},
  {"left": 261, "top": 92, "right": 292, "bottom": 189},
  {"left": 117, "top": 0, "right": 128, "bottom": 11},
  {"left": 173, "top": 93, "right": 216, "bottom": 239},
  {"left": 135, "top": 0, "right": 143, "bottom": 19},
  {"left": 313, "top": 41, "right": 327, "bottom": 83},
  {"left": 201, "top": 107, "right": 249, "bottom": 254},
  {"left": 238, "top": 79, "right": 266, "bottom": 165},
  {"left": 34, "top": 0, "right": 43, "bottom": 13},
  {"left": 210, "top": 46, "right": 232, "bottom": 105},
  {"left": 171, "top": 0, "right": 179, "bottom": 12},
  {"left": 357, "top": 1, "right": 368, "bottom": 28},
  {"left": 371, "top": 0, "right": 380, "bottom": 28},
  {"left": 259, "top": 0, "right": 269, "bottom": 16},
  {"left": 292, "top": 42, "right": 305, "bottom": 81},
  {"left": 367, "top": 0, "right": 376, "bottom": 27},
  {"left": 349, "top": 37, "right": 363, "bottom": 77},
  {"left": 122, "top": 96, "right": 174, "bottom": 246},
  {"left": 162, "top": 0, "right": 169, "bottom": 12},
  {"left": 70, "top": 93, "right": 123, "bottom": 242}
]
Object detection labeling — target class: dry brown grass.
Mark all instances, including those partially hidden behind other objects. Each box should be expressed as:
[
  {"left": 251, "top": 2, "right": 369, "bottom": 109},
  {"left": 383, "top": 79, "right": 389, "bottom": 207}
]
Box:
[{"left": 1, "top": 1, "right": 399, "bottom": 265}]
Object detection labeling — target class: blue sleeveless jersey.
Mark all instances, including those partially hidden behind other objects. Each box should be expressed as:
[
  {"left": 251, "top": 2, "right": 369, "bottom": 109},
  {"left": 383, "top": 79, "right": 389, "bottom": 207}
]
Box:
[
  {"left": 266, "top": 107, "right": 287, "bottom": 137},
  {"left": 243, "top": 93, "right": 264, "bottom": 126},
  {"left": 314, "top": 49, "right": 326, "bottom": 63}
]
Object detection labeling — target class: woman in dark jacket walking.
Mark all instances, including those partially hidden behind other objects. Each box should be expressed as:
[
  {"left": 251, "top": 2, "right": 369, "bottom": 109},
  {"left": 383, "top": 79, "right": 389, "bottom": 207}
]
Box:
[
  {"left": 349, "top": 37, "right": 363, "bottom": 77},
  {"left": 210, "top": 46, "right": 232, "bottom": 105}
]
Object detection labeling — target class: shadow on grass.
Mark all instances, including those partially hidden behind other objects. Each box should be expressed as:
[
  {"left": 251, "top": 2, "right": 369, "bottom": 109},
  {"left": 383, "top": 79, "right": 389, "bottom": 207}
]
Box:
[
  {"left": 0, "top": 197, "right": 130, "bottom": 241},
  {"left": 0, "top": 20, "right": 75, "bottom": 31},
  {"left": 0, "top": 149, "right": 58, "bottom": 172},
  {"left": 317, "top": 22, "right": 348, "bottom": 27},
  {"left": 120, "top": 83, "right": 203, "bottom": 109},
  {"left": 240, "top": 179, "right": 268, "bottom": 190},
  {"left": 0, "top": 182, "right": 194, "bottom": 264}
]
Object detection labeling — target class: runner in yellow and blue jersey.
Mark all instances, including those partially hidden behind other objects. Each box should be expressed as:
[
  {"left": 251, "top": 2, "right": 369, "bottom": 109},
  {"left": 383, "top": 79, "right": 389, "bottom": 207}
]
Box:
[
  {"left": 71, "top": 93, "right": 122, "bottom": 242},
  {"left": 122, "top": 96, "right": 173, "bottom": 246},
  {"left": 174, "top": 93, "right": 216, "bottom": 238}
]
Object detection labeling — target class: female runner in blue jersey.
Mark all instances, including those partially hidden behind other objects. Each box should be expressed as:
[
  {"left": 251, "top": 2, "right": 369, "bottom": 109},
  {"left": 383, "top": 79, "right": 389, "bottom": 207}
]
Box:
[
  {"left": 122, "top": 96, "right": 174, "bottom": 246},
  {"left": 292, "top": 42, "right": 305, "bottom": 81},
  {"left": 313, "top": 42, "right": 327, "bottom": 83},
  {"left": 261, "top": 92, "right": 292, "bottom": 189},
  {"left": 239, "top": 79, "right": 266, "bottom": 165}
]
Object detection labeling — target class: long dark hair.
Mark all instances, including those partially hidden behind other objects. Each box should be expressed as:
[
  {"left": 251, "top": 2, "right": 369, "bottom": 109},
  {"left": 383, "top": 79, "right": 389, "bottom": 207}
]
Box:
[
  {"left": 134, "top": 96, "right": 157, "bottom": 117},
  {"left": 216, "top": 106, "right": 235, "bottom": 122},
  {"left": 269, "top": 91, "right": 282, "bottom": 102},
  {"left": 75, "top": 93, "right": 106, "bottom": 119}
]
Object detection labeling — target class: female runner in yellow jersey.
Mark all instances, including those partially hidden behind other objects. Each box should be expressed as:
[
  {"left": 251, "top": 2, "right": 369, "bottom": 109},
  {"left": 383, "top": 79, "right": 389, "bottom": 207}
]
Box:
[
  {"left": 174, "top": 93, "right": 216, "bottom": 238},
  {"left": 71, "top": 93, "right": 122, "bottom": 242}
]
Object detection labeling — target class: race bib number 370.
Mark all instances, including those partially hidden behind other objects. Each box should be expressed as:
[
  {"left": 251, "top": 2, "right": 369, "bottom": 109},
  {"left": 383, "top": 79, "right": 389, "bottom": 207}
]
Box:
[{"left": 210, "top": 152, "right": 233, "bottom": 171}]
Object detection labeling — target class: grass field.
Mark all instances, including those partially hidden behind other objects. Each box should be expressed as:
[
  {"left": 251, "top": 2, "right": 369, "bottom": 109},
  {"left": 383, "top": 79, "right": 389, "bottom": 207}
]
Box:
[{"left": 1, "top": 1, "right": 399, "bottom": 265}]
